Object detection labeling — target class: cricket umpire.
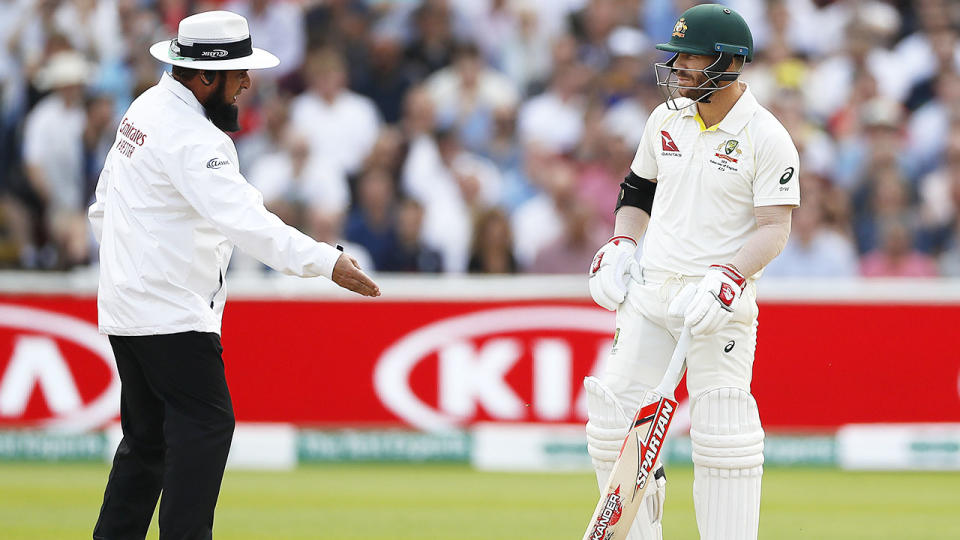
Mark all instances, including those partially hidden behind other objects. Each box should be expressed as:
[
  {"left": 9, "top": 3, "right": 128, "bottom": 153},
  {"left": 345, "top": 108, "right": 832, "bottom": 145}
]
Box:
[
  {"left": 586, "top": 4, "right": 799, "bottom": 539},
  {"left": 88, "top": 11, "right": 380, "bottom": 540}
]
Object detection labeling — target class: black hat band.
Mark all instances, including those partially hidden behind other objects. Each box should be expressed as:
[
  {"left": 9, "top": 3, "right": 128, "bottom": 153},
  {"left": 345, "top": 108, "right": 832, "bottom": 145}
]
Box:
[{"left": 170, "top": 37, "right": 252, "bottom": 61}]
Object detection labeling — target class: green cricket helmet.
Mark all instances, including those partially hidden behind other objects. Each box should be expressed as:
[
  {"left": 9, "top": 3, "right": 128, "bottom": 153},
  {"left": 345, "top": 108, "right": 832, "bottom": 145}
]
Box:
[{"left": 653, "top": 4, "right": 754, "bottom": 110}]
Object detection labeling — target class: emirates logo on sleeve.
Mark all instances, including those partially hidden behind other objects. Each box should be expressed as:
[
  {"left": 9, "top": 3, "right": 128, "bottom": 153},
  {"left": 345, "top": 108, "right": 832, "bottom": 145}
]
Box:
[{"left": 660, "top": 131, "right": 680, "bottom": 154}]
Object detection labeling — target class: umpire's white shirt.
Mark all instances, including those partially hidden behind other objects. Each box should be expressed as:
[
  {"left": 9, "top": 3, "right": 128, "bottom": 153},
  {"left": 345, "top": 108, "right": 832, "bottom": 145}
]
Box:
[
  {"left": 89, "top": 73, "right": 342, "bottom": 336},
  {"left": 630, "top": 86, "right": 800, "bottom": 277}
]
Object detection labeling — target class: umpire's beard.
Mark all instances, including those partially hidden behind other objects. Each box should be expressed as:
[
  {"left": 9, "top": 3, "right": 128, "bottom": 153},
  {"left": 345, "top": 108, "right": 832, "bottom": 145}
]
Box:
[{"left": 202, "top": 75, "right": 240, "bottom": 133}]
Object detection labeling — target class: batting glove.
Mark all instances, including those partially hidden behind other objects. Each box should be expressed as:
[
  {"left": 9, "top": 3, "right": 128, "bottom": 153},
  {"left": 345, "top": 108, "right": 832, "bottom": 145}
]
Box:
[
  {"left": 667, "top": 283, "right": 698, "bottom": 320},
  {"left": 684, "top": 264, "right": 746, "bottom": 336},
  {"left": 588, "top": 236, "right": 638, "bottom": 311}
]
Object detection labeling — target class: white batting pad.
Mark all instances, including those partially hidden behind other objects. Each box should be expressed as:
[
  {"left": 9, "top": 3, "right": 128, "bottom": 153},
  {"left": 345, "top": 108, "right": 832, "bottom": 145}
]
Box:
[
  {"left": 690, "top": 387, "right": 764, "bottom": 540},
  {"left": 584, "top": 376, "right": 665, "bottom": 540},
  {"left": 584, "top": 376, "right": 632, "bottom": 471}
]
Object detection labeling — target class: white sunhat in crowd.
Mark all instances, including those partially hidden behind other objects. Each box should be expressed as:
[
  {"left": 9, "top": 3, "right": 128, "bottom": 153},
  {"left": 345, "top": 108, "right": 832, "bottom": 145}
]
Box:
[
  {"left": 35, "top": 50, "right": 91, "bottom": 90},
  {"left": 149, "top": 10, "right": 280, "bottom": 71}
]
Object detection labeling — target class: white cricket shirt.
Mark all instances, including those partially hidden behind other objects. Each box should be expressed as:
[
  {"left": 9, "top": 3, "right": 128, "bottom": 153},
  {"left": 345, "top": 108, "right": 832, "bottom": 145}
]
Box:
[
  {"left": 630, "top": 87, "right": 800, "bottom": 277},
  {"left": 89, "top": 73, "right": 342, "bottom": 336}
]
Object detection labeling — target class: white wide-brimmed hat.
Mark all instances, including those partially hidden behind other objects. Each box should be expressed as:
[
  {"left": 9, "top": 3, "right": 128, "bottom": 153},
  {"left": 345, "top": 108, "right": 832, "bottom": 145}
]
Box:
[
  {"left": 149, "top": 11, "right": 279, "bottom": 70},
  {"left": 35, "top": 51, "right": 91, "bottom": 90}
]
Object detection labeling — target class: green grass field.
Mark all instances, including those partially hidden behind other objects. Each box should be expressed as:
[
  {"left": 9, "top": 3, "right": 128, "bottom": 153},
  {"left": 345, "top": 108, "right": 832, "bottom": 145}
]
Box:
[{"left": 1, "top": 463, "right": 959, "bottom": 539}]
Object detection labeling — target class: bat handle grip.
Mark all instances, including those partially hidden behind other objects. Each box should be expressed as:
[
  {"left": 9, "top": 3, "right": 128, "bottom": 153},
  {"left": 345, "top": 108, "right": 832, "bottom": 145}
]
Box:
[{"left": 652, "top": 325, "right": 691, "bottom": 399}]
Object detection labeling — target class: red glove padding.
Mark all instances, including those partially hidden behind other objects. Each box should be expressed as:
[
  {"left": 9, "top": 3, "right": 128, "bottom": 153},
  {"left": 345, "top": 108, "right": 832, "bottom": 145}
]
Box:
[
  {"left": 588, "top": 236, "right": 638, "bottom": 311},
  {"left": 682, "top": 264, "right": 746, "bottom": 336}
]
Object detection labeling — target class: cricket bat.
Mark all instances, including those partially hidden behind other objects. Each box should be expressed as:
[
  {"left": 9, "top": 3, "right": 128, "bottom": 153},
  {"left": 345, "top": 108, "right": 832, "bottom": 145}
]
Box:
[{"left": 582, "top": 326, "right": 692, "bottom": 540}]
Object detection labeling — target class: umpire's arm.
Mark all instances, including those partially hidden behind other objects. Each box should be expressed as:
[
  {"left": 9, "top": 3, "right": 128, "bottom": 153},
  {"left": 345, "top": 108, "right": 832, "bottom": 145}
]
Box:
[{"left": 168, "top": 140, "right": 379, "bottom": 297}]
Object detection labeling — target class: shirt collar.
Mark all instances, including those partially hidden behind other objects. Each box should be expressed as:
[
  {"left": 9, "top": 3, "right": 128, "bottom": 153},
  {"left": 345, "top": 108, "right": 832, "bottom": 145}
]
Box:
[
  {"left": 681, "top": 84, "right": 759, "bottom": 135},
  {"left": 158, "top": 71, "right": 205, "bottom": 116}
]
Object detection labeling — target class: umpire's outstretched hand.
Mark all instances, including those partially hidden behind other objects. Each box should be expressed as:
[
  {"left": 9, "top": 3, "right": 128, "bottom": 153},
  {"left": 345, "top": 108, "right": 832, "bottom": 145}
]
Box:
[{"left": 332, "top": 253, "right": 381, "bottom": 297}]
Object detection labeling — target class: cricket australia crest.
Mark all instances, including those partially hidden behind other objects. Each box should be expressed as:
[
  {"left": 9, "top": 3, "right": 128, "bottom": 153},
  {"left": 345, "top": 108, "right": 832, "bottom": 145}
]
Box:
[
  {"left": 710, "top": 139, "right": 743, "bottom": 171},
  {"left": 672, "top": 18, "right": 687, "bottom": 38}
]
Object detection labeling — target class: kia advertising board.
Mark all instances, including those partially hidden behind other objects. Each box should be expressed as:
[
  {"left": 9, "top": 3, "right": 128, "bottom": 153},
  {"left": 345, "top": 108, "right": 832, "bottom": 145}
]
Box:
[{"left": 0, "top": 276, "right": 959, "bottom": 434}]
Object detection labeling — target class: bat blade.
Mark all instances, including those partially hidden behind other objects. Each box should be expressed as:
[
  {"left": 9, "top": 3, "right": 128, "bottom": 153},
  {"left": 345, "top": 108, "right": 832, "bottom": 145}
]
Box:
[{"left": 582, "top": 394, "right": 679, "bottom": 540}]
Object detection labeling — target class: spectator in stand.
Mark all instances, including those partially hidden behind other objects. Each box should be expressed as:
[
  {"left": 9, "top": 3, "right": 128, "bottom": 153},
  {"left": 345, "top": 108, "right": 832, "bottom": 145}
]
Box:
[
  {"left": 404, "top": 1, "right": 456, "bottom": 81},
  {"left": 311, "top": 209, "right": 375, "bottom": 272},
  {"left": 576, "top": 123, "right": 633, "bottom": 229},
  {"left": 352, "top": 31, "right": 415, "bottom": 124},
  {"left": 345, "top": 168, "right": 397, "bottom": 270},
  {"left": 401, "top": 84, "right": 437, "bottom": 140},
  {"left": 940, "top": 227, "right": 960, "bottom": 276},
  {"left": 853, "top": 168, "right": 916, "bottom": 254},
  {"left": 824, "top": 68, "right": 879, "bottom": 146},
  {"left": 82, "top": 93, "right": 116, "bottom": 207},
  {"left": 424, "top": 41, "right": 518, "bottom": 153},
  {"left": 836, "top": 97, "right": 910, "bottom": 192},
  {"left": 226, "top": 0, "right": 307, "bottom": 81},
  {"left": 601, "top": 27, "right": 655, "bottom": 149},
  {"left": 468, "top": 207, "right": 517, "bottom": 274},
  {"left": 303, "top": 0, "right": 371, "bottom": 55},
  {"left": 79, "top": 92, "right": 115, "bottom": 261},
  {"left": 764, "top": 202, "right": 859, "bottom": 278},
  {"left": 465, "top": 0, "right": 514, "bottom": 65},
  {"left": 21, "top": 51, "right": 91, "bottom": 268},
  {"left": 290, "top": 48, "right": 381, "bottom": 176},
  {"left": 907, "top": 69, "right": 960, "bottom": 180},
  {"left": 598, "top": 26, "right": 648, "bottom": 105},
  {"left": 896, "top": 0, "right": 960, "bottom": 108},
  {"left": 861, "top": 218, "right": 938, "bottom": 277},
  {"left": 402, "top": 127, "right": 501, "bottom": 272},
  {"left": 939, "top": 164, "right": 960, "bottom": 273},
  {"left": 567, "top": 0, "right": 618, "bottom": 71},
  {"left": 736, "top": 0, "right": 815, "bottom": 71},
  {"left": 493, "top": 3, "right": 552, "bottom": 95},
  {"left": 512, "top": 158, "right": 577, "bottom": 269},
  {"left": 53, "top": 0, "right": 123, "bottom": 64},
  {"left": 518, "top": 61, "right": 588, "bottom": 154},
  {"left": 530, "top": 200, "right": 607, "bottom": 274},
  {"left": 361, "top": 126, "right": 407, "bottom": 189},
  {"left": 7, "top": 0, "right": 74, "bottom": 80},
  {"left": 918, "top": 142, "right": 960, "bottom": 254},
  {"left": 381, "top": 198, "right": 443, "bottom": 273},
  {"left": 480, "top": 104, "right": 535, "bottom": 212},
  {"left": 247, "top": 132, "right": 350, "bottom": 232},
  {"left": 804, "top": 10, "right": 904, "bottom": 123},
  {"left": 768, "top": 89, "right": 836, "bottom": 182},
  {"left": 237, "top": 95, "right": 290, "bottom": 169}
]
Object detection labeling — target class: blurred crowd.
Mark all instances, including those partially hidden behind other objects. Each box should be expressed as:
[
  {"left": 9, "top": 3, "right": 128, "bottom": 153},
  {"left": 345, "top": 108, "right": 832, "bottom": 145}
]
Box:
[{"left": 1, "top": 0, "right": 959, "bottom": 278}]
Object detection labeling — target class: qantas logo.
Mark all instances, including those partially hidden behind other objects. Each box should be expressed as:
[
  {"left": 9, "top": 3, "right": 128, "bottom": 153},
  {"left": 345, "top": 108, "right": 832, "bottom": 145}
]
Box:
[
  {"left": 374, "top": 306, "right": 615, "bottom": 430},
  {"left": 0, "top": 305, "right": 119, "bottom": 432},
  {"left": 660, "top": 131, "right": 680, "bottom": 153}
]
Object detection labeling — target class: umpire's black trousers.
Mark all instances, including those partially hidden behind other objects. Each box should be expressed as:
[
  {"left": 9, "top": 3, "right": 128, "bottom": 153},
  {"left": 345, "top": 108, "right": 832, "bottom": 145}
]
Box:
[{"left": 93, "top": 332, "right": 235, "bottom": 540}]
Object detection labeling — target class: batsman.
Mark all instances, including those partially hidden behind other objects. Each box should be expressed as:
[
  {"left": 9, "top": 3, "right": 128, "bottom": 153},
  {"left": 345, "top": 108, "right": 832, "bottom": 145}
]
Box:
[{"left": 586, "top": 4, "right": 799, "bottom": 539}]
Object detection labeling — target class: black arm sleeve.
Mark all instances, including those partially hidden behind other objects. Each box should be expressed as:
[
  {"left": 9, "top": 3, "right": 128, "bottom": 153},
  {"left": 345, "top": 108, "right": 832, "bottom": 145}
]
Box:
[{"left": 615, "top": 172, "right": 656, "bottom": 215}]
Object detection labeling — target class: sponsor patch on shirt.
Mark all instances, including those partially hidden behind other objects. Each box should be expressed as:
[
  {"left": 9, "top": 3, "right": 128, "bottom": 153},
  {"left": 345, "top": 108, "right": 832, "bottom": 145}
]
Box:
[
  {"left": 115, "top": 117, "right": 148, "bottom": 158},
  {"left": 708, "top": 139, "right": 743, "bottom": 172},
  {"left": 660, "top": 130, "right": 681, "bottom": 156},
  {"left": 206, "top": 158, "right": 230, "bottom": 169}
]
